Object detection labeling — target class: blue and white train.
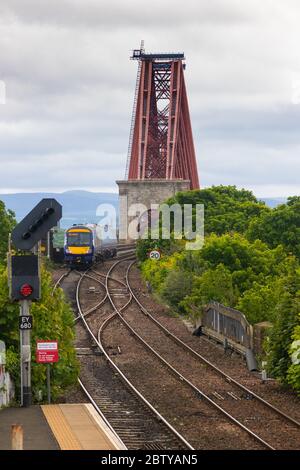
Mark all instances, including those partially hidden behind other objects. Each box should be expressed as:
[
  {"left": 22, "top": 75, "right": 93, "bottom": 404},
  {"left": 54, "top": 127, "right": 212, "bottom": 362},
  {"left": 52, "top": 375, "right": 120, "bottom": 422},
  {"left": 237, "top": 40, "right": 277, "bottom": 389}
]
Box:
[{"left": 64, "top": 224, "right": 116, "bottom": 267}]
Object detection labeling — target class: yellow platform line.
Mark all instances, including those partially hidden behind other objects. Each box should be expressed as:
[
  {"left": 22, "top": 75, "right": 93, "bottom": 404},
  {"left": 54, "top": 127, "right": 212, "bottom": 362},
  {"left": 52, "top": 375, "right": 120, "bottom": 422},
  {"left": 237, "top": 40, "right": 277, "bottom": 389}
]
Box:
[{"left": 42, "top": 405, "right": 83, "bottom": 450}]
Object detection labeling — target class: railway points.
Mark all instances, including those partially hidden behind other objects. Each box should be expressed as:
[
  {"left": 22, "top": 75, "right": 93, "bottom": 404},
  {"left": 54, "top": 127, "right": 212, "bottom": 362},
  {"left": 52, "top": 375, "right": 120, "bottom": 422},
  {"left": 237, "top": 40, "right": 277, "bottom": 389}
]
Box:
[
  {"left": 66, "top": 256, "right": 253, "bottom": 448},
  {"left": 52, "top": 247, "right": 192, "bottom": 450},
  {"left": 100, "top": 260, "right": 269, "bottom": 449},
  {"left": 75, "top": 257, "right": 192, "bottom": 450}
]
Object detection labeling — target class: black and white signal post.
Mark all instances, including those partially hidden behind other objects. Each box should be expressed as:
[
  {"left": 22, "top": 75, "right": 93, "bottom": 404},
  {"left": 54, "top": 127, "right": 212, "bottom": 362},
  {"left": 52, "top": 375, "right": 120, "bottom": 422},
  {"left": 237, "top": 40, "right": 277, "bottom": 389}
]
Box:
[{"left": 9, "top": 199, "right": 62, "bottom": 407}]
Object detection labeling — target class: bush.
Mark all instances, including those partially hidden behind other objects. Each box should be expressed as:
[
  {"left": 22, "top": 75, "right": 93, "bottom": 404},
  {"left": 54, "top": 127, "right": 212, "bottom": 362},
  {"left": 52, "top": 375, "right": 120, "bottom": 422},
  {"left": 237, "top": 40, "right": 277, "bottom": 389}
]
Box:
[
  {"left": 136, "top": 187, "right": 300, "bottom": 395},
  {"left": 0, "top": 201, "right": 16, "bottom": 266},
  {"left": 236, "top": 279, "right": 283, "bottom": 324},
  {"left": 266, "top": 268, "right": 300, "bottom": 384},
  {"left": 287, "top": 323, "right": 300, "bottom": 395},
  {"left": 247, "top": 196, "right": 300, "bottom": 259},
  {"left": 181, "top": 264, "right": 237, "bottom": 319},
  {"left": 0, "top": 266, "right": 79, "bottom": 402},
  {"left": 160, "top": 270, "right": 193, "bottom": 308}
]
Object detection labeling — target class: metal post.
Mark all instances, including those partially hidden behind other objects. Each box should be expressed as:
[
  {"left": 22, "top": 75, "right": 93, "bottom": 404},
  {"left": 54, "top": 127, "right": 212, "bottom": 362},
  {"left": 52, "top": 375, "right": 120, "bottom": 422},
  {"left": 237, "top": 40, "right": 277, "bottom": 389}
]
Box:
[
  {"left": 261, "top": 361, "right": 268, "bottom": 382},
  {"left": 47, "top": 231, "right": 51, "bottom": 259},
  {"left": 47, "top": 364, "right": 51, "bottom": 404},
  {"left": 19, "top": 300, "right": 31, "bottom": 407},
  {"left": 11, "top": 424, "right": 23, "bottom": 450},
  {"left": 19, "top": 327, "right": 23, "bottom": 407}
]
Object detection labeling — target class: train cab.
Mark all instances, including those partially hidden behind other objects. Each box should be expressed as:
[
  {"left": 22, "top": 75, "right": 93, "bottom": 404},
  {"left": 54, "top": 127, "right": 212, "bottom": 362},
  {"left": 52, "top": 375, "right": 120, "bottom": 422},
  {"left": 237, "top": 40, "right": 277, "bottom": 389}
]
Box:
[{"left": 64, "top": 225, "right": 95, "bottom": 266}]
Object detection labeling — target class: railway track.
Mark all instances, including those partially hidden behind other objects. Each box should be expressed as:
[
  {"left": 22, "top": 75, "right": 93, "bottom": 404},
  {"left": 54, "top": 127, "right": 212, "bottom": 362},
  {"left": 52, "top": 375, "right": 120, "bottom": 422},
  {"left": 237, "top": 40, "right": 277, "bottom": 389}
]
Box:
[
  {"left": 76, "top": 258, "right": 193, "bottom": 449},
  {"left": 52, "top": 269, "right": 72, "bottom": 292},
  {"left": 126, "top": 262, "right": 300, "bottom": 430},
  {"left": 54, "top": 251, "right": 300, "bottom": 449},
  {"left": 97, "top": 258, "right": 300, "bottom": 450},
  {"left": 54, "top": 252, "right": 193, "bottom": 449}
]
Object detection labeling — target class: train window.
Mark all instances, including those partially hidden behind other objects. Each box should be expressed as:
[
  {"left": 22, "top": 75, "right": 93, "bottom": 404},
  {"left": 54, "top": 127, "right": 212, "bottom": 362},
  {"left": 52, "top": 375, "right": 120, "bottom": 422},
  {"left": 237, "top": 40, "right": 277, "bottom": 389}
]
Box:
[{"left": 67, "top": 232, "right": 91, "bottom": 246}]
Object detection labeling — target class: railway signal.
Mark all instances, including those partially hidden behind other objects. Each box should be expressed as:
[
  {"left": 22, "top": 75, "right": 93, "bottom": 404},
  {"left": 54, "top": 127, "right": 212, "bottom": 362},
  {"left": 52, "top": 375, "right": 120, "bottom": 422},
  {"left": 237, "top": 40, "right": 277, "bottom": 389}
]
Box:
[
  {"left": 10, "top": 255, "right": 41, "bottom": 301},
  {"left": 8, "top": 198, "right": 62, "bottom": 407},
  {"left": 20, "top": 284, "right": 33, "bottom": 297},
  {"left": 11, "top": 198, "right": 62, "bottom": 251}
]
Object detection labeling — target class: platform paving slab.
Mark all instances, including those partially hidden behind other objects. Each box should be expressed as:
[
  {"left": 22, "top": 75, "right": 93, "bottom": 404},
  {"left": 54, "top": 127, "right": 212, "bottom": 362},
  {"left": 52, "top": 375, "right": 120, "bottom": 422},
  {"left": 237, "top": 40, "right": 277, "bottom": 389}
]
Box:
[
  {"left": 0, "top": 406, "right": 59, "bottom": 450},
  {"left": 42, "top": 404, "right": 125, "bottom": 450}
]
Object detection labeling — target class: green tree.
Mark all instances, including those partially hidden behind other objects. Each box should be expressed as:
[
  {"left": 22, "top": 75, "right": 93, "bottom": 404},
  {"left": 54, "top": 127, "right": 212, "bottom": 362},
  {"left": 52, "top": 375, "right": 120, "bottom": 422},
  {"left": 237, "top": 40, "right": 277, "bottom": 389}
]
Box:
[
  {"left": 141, "top": 253, "right": 182, "bottom": 291},
  {"left": 236, "top": 279, "right": 283, "bottom": 324},
  {"left": 136, "top": 187, "right": 300, "bottom": 394},
  {"left": 136, "top": 237, "right": 175, "bottom": 263},
  {"left": 180, "top": 233, "right": 288, "bottom": 294},
  {"left": 136, "top": 185, "right": 269, "bottom": 262},
  {"left": 247, "top": 196, "right": 300, "bottom": 259},
  {"left": 140, "top": 232, "right": 295, "bottom": 322},
  {"left": 180, "top": 264, "right": 236, "bottom": 319},
  {"left": 287, "top": 323, "right": 300, "bottom": 395},
  {"left": 266, "top": 267, "right": 300, "bottom": 383},
  {"left": 160, "top": 270, "right": 193, "bottom": 308},
  {"left": 165, "top": 185, "right": 269, "bottom": 236},
  {"left": 0, "top": 200, "right": 16, "bottom": 265}
]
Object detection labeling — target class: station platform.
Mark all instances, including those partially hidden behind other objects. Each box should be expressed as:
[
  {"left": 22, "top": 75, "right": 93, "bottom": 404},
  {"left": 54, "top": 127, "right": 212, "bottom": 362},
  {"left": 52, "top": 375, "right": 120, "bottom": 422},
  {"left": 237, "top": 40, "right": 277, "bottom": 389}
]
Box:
[{"left": 0, "top": 404, "right": 126, "bottom": 450}]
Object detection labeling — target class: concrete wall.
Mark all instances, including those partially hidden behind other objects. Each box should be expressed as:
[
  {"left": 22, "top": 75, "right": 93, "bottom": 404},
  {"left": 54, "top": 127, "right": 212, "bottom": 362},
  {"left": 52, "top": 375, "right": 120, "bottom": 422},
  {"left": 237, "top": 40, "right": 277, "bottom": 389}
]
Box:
[
  {"left": 116, "top": 179, "right": 191, "bottom": 241},
  {"left": 117, "top": 179, "right": 190, "bottom": 209},
  {"left": 0, "top": 366, "right": 14, "bottom": 407}
]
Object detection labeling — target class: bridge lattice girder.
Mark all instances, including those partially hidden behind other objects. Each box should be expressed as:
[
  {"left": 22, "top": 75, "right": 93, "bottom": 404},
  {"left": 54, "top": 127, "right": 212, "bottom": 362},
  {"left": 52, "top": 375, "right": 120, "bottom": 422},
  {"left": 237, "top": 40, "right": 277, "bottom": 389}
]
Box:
[{"left": 127, "top": 56, "right": 199, "bottom": 189}]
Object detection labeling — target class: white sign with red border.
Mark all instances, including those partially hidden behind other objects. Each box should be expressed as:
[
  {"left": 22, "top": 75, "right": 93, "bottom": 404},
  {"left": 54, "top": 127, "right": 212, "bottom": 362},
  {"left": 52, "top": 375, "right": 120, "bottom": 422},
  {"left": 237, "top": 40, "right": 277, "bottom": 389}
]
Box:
[
  {"left": 36, "top": 340, "right": 59, "bottom": 363},
  {"left": 149, "top": 249, "right": 161, "bottom": 260}
]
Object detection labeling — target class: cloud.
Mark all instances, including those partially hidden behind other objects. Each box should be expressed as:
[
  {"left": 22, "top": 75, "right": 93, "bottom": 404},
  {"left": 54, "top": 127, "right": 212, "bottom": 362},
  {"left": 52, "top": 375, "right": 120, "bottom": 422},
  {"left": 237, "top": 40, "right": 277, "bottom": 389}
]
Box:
[
  {"left": 0, "top": 150, "right": 124, "bottom": 193},
  {"left": 0, "top": 0, "right": 300, "bottom": 196},
  {"left": 0, "top": 1, "right": 255, "bottom": 29}
]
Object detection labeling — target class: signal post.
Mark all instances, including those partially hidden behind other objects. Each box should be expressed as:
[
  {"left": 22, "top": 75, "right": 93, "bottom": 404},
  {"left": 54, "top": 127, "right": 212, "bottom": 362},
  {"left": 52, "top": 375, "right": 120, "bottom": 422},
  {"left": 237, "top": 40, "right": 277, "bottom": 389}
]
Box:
[
  {"left": 19, "top": 299, "right": 32, "bottom": 407},
  {"left": 9, "top": 198, "right": 62, "bottom": 407}
]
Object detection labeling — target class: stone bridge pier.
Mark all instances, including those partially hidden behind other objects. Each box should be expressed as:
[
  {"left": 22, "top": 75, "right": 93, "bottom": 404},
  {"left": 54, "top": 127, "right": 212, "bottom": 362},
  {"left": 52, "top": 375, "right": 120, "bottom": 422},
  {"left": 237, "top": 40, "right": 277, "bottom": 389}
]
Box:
[{"left": 116, "top": 179, "right": 190, "bottom": 242}]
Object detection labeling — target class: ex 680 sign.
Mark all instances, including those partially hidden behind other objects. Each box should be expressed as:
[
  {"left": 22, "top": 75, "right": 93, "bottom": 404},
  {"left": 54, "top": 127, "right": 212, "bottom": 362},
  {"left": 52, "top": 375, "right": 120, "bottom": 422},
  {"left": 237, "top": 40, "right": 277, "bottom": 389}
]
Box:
[{"left": 19, "top": 315, "right": 33, "bottom": 330}]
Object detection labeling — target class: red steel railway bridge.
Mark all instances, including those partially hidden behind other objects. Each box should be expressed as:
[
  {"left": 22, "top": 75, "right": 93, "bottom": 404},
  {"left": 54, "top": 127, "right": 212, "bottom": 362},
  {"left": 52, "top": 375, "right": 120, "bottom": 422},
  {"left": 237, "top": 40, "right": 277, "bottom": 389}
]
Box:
[
  {"left": 125, "top": 45, "right": 199, "bottom": 189},
  {"left": 117, "top": 44, "right": 199, "bottom": 238}
]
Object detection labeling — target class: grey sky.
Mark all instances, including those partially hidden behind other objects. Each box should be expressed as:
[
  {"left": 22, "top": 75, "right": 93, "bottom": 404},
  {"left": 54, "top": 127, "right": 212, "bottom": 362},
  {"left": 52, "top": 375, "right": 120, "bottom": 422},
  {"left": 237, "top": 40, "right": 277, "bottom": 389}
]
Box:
[{"left": 0, "top": 0, "right": 300, "bottom": 196}]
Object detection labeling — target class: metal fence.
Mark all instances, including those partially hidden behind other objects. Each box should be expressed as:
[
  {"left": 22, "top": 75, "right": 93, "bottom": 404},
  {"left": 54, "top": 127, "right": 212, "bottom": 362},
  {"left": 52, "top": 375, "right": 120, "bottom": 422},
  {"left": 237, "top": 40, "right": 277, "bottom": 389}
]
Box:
[{"left": 201, "top": 301, "right": 253, "bottom": 350}]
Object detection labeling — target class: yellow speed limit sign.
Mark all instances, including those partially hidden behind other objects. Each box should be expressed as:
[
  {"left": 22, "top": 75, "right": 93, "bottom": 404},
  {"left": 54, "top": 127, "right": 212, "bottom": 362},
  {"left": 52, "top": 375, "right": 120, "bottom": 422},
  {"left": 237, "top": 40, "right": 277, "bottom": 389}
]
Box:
[{"left": 149, "top": 250, "right": 161, "bottom": 260}]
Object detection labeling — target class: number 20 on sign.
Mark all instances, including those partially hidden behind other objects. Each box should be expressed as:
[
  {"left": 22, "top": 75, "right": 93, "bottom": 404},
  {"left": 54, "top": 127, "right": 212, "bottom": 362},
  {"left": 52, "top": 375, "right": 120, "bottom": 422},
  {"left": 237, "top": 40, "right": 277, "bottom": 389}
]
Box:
[{"left": 149, "top": 250, "right": 161, "bottom": 260}]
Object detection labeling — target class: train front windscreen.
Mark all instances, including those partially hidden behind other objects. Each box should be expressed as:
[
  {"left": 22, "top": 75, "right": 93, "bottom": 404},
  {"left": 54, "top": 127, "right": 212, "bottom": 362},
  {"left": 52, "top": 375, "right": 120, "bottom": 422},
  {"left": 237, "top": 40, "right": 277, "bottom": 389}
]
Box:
[{"left": 67, "top": 231, "right": 91, "bottom": 247}]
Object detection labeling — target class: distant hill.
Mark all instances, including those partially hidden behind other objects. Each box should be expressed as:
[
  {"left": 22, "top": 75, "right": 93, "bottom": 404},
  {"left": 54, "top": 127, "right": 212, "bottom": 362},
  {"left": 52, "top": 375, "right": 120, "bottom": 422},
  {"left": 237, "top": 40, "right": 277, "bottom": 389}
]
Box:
[
  {"left": 0, "top": 190, "right": 288, "bottom": 228},
  {"left": 261, "top": 197, "right": 287, "bottom": 208},
  {"left": 0, "top": 190, "right": 119, "bottom": 228}
]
